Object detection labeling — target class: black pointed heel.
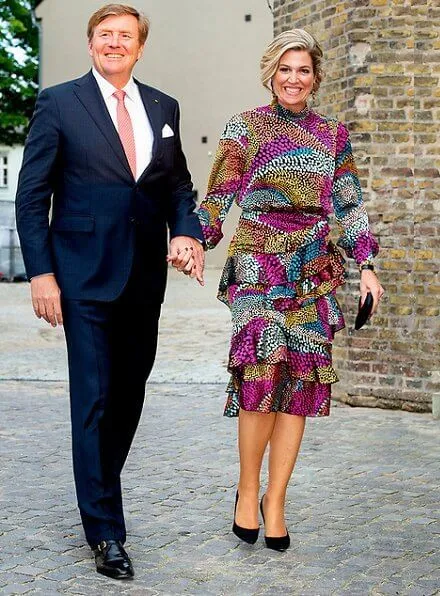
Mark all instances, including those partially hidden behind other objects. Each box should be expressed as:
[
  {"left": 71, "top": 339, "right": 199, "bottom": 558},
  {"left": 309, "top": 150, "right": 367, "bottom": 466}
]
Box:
[
  {"left": 232, "top": 491, "right": 259, "bottom": 544},
  {"left": 260, "top": 494, "right": 290, "bottom": 552}
]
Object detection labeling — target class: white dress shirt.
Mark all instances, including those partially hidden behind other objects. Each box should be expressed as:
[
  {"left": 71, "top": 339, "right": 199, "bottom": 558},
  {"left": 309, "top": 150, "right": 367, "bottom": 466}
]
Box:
[{"left": 92, "top": 68, "right": 154, "bottom": 180}]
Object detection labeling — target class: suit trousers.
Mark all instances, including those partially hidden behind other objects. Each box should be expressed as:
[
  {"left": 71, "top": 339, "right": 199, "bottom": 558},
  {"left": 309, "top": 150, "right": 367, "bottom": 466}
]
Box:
[{"left": 62, "top": 262, "right": 161, "bottom": 547}]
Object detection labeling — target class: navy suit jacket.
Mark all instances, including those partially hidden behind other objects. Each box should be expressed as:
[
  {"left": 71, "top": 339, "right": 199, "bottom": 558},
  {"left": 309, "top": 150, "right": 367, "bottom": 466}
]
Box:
[{"left": 16, "top": 70, "right": 203, "bottom": 302}]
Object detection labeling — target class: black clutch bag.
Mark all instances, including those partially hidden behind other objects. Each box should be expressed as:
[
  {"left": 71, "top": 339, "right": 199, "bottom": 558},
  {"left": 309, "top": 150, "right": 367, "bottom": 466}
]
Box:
[{"left": 354, "top": 292, "right": 373, "bottom": 330}]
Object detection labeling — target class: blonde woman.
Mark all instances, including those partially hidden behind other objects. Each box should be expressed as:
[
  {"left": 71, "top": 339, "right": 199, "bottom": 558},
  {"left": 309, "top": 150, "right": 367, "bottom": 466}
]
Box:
[{"left": 198, "top": 30, "right": 384, "bottom": 551}]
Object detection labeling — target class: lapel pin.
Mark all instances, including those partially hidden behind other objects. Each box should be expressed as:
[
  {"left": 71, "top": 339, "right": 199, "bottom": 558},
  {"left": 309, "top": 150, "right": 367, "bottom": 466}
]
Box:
[{"left": 154, "top": 99, "right": 159, "bottom": 103}]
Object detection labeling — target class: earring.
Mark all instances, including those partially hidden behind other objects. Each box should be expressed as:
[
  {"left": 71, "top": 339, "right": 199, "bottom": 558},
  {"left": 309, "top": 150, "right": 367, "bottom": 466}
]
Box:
[{"left": 270, "top": 79, "right": 275, "bottom": 94}]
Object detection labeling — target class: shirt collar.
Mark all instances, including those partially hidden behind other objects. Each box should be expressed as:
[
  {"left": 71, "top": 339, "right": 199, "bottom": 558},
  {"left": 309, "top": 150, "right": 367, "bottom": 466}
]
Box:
[{"left": 92, "top": 68, "right": 137, "bottom": 101}]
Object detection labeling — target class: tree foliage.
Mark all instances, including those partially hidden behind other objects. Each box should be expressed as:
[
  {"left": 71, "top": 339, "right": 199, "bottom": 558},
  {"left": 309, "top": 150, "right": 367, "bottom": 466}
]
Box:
[{"left": 0, "top": 0, "right": 39, "bottom": 146}]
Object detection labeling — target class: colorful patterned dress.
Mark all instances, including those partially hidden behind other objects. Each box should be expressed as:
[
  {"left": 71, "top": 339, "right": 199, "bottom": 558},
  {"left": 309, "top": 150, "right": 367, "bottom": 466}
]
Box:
[{"left": 198, "top": 100, "right": 379, "bottom": 418}]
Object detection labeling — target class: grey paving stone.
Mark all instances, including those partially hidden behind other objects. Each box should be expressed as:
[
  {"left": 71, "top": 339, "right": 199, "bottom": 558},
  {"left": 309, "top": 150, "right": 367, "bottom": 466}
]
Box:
[
  {"left": 412, "top": 578, "right": 440, "bottom": 592},
  {"left": 404, "top": 587, "right": 440, "bottom": 596},
  {"left": 371, "top": 583, "right": 403, "bottom": 595},
  {"left": 0, "top": 573, "right": 35, "bottom": 587},
  {"left": 3, "top": 587, "right": 33, "bottom": 595}
]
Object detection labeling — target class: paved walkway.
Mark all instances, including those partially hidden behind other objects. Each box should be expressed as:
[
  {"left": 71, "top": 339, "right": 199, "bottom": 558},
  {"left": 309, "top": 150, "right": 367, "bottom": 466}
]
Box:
[{"left": 1, "top": 271, "right": 439, "bottom": 595}]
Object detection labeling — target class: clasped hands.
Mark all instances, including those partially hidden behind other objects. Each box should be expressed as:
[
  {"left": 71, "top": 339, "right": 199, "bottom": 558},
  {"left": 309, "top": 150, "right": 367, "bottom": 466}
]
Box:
[{"left": 167, "top": 235, "right": 205, "bottom": 286}]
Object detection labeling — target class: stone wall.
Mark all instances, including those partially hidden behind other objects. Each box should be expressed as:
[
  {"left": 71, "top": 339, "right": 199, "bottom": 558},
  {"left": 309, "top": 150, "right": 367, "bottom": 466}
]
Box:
[{"left": 273, "top": 0, "right": 439, "bottom": 412}]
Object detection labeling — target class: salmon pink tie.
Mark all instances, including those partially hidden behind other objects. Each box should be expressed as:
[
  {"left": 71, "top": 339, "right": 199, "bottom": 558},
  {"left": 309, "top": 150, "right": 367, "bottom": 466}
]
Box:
[{"left": 113, "top": 90, "right": 137, "bottom": 178}]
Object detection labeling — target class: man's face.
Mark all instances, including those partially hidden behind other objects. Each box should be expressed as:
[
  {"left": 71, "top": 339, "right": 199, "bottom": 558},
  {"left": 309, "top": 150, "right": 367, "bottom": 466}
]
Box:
[{"left": 88, "top": 14, "right": 144, "bottom": 84}]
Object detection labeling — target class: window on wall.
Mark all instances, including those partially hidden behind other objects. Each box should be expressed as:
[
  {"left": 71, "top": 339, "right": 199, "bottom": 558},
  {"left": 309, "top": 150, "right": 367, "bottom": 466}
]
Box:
[{"left": 0, "top": 155, "right": 8, "bottom": 188}]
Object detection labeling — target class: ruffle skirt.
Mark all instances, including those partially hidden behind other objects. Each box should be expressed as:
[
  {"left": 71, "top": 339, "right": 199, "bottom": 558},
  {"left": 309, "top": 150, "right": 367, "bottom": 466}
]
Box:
[{"left": 219, "top": 213, "right": 347, "bottom": 418}]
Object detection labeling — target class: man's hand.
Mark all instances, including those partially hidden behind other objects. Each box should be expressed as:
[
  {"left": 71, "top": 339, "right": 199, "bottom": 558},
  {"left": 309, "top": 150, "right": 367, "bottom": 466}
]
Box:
[
  {"left": 167, "top": 236, "right": 205, "bottom": 286},
  {"left": 30, "top": 274, "right": 63, "bottom": 327}
]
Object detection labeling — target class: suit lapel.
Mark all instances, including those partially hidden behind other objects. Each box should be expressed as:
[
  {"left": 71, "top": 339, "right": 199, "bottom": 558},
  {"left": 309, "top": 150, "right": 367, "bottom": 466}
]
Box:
[
  {"left": 73, "top": 71, "right": 133, "bottom": 180},
  {"left": 136, "top": 81, "right": 164, "bottom": 183}
]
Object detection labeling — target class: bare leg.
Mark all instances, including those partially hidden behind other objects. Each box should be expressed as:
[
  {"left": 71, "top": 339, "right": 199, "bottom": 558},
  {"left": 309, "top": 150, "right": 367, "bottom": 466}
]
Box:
[
  {"left": 263, "top": 413, "right": 306, "bottom": 537},
  {"left": 235, "top": 409, "right": 276, "bottom": 529}
]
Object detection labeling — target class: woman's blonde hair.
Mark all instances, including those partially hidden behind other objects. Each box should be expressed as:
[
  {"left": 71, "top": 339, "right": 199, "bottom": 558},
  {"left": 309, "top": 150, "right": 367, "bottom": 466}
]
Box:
[
  {"left": 87, "top": 4, "right": 150, "bottom": 45},
  {"left": 260, "top": 29, "right": 323, "bottom": 93}
]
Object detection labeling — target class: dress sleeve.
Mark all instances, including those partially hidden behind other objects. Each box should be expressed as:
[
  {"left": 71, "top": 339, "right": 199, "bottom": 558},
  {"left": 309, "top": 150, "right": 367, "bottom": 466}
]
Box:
[
  {"left": 198, "top": 115, "right": 248, "bottom": 250},
  {"left": 332, "top": 122, "right": 379, "bottom": 265}
]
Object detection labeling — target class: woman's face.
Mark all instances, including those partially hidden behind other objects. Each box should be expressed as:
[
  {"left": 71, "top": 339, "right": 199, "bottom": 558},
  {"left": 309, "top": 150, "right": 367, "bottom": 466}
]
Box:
[{"left": 272, "top": 49, "right": 315, "bottom": 112}]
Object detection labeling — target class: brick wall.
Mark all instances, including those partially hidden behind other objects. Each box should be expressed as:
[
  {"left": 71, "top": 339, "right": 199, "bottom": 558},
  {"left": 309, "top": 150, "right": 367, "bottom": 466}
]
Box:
[{"left": 273, "top": 0, "right": 439, "bottom": 412}]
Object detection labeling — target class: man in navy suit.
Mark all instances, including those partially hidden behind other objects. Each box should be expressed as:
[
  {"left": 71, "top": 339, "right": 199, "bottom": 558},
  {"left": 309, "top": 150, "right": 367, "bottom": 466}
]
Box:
[{"left": 16, "top": 4, "right": 204, "bottom": 580}]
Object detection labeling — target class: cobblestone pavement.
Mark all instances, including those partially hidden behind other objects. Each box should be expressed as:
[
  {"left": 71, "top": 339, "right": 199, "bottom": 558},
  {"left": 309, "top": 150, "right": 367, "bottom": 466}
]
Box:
[{"left": 1, "top": 271, "right": 439, "bottom": 595}]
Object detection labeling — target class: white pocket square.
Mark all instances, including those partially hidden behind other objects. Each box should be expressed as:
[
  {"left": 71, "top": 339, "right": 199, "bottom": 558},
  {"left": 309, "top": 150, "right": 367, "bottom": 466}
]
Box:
[{"left": 162, "top": 124, "right": 174, "bottom": 138}]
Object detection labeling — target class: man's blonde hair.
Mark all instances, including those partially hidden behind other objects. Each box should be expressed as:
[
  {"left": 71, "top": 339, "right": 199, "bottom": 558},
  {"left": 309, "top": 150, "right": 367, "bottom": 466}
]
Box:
[
  {"left": 87, "top": 4, "right": 150, "bottom": 45},
  {"left": 260, "top": 29, "right": 323, "bottom": 93}
]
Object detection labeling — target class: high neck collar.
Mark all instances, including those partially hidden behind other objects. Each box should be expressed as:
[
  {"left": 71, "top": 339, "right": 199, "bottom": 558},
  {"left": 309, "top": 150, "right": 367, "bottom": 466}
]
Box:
[{"left": 271, "top": 98, "right": 310, "bottom": 121}]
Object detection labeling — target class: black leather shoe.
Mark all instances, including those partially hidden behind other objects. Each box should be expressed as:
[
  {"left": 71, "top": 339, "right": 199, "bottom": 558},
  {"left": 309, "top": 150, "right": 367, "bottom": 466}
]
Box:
[
  {"left": 260, "top": 494, "right": 290, "bottom": 552},
  {"left": 232, "top": 491, "right": 259, "bottom": 544},
  {"left": 93, "top": 539, "right": 134, "bottom": 580}
]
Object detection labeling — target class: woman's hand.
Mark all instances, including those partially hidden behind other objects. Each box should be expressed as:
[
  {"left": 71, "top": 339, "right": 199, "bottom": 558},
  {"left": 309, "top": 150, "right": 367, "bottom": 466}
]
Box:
[{"left": 360, "top": 269, "right": 384, "bottom": 315}]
